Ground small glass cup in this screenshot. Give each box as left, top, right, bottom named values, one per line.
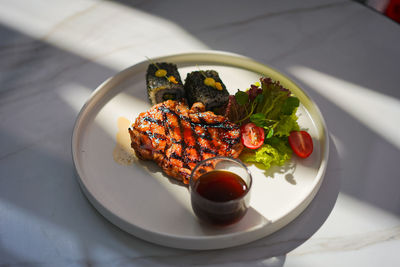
left=189, top=157, right=252, bottom=226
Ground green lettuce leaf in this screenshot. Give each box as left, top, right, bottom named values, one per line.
left=240, top=137, right=292, bottom=170
left=274, top=112, right=300, bottom=137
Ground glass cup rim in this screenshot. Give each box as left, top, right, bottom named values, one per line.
left=189, top=156, right=253, bottom=204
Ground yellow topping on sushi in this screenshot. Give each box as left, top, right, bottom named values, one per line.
left=168, top=76, right=178, bottom=84
left=215, top=82, right=222, bottom=90
left=155, top=69, right=167, bottom=77
left=204, top=77, right=216, bottom=87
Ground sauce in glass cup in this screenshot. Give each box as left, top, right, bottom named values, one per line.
left=189, top=157, right=252, bottom=226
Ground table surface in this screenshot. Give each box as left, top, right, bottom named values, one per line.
left=1, top=0, right=399, bottom=266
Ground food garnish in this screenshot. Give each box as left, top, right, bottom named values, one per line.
left=155, top=69, right=167, bottom=77
left=240, top=122, right=264, bottom=149
left=241, top=137, right=293, bottom=170
left=203, top=77, right=216, bottom=87
left=288, top=131, right=313, bottom=158
left=196, top=67, right=224, bottom=91
left=224, top=77, right=313, bottom=170
left=168, top=75, right=178, bottom=84
left=215, top=82, right=223, bottom=90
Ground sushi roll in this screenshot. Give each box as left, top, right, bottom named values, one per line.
left=184, top=70, right=229, bottom=112
left=146, top=62, right=185, bottom=105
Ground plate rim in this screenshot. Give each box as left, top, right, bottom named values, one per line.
left=71, top=50, right=329, bottom=250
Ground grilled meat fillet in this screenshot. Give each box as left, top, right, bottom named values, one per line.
left=128, top=100, right=243, bottom=184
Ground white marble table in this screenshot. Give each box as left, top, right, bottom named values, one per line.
left=1, top=0, right=399, bottom=266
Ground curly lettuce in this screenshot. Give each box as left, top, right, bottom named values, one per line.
left=226, top=77, right=301, bottom=171
left=240, top=137, right=292, bottom=170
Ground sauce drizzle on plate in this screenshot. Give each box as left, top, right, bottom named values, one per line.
left=113, top=116, right=136, bottom=166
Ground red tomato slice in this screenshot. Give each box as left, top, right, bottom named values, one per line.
left=240, top=123, right=265, bottom=149
left=288, top=131, right=313, bottom=158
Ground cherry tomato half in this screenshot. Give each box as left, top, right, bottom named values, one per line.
left=240, top=123, right=265, bottom=149
left=288, top=131, right=313, bottom=158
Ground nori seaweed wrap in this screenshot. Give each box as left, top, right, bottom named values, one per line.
left=184, top=70, right=229, bottom=112
left=146, top=62, right=185, bottom=105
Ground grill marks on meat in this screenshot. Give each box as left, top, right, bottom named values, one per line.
left=129, top=100, right=243, bottom=184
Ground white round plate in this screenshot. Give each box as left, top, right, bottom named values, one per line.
left=72, top=51, right=329, bottom=250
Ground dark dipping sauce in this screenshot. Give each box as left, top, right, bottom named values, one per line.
left=191, top=170, right=249, bottom=226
